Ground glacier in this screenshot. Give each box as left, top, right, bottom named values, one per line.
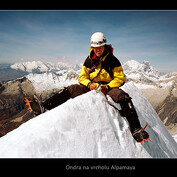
left=0, top=82, right=176, bottom=158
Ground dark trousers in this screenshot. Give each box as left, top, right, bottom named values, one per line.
left=43, top=84, right=130, bottom=107
left=43, top=84, right=142, bottom=132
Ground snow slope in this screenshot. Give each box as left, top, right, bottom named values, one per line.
left=0, top=82, right=176, bottom=158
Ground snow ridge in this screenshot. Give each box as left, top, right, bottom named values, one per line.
left=0, top=82, right=176, bottom=158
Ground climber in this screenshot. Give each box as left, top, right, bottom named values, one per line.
left=25, top=32, right=150, bottom=143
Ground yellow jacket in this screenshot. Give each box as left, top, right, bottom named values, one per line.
left=79, top=45, right=126, bottom=89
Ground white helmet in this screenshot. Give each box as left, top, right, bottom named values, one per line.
left=90, top=32, right=107, bottom=47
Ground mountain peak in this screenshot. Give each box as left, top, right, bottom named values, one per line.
left=123, top=60, right=140, bottom=71
left=0, top=82, right=176, bottom=158
left=123, top=60, right=160, bottom=81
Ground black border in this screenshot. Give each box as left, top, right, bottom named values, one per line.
left=1, top=158, right=176, bottom=176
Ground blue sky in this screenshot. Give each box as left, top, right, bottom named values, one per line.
left=0, top=10, right=177, bottom=72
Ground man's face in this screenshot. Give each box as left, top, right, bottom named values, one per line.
left=93, top=46, right=104, bottom=57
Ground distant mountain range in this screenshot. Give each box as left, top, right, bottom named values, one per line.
left=10, top=61, right=81, bottom=73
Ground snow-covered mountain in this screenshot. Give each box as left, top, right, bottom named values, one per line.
left=123, top=60, right=177, bottom=87
left=0, top=82, right=176, bottom=158
left=26, top=71, right=79, bottom=91
left=10, top=60, right=173, bottom=85
left=10, top=61, right=81, bottom=91
left=124, top=60, right=160, bottom=76
left=10, top=61, right=81, bottom=73
left=123, top=60, right=160, bottom=82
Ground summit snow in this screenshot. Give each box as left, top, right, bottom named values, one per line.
left=0, top=82, right=176, bottom=158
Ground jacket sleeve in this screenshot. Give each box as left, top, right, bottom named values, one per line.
left=107, top=65, right=126, bottom=88
left=105, top=55, right=126, bottom=88
left=78, top=57, right=92, bottom=87
left=79, top=65, right=91, bottom=87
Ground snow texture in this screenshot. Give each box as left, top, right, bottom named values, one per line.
left=0, top=82, right=176, bottom=158
left=173, top=135, right=177, bottom=143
